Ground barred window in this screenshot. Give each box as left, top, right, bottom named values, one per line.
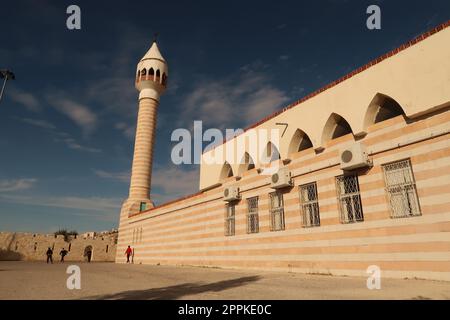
left=336, top=174, right=364, bottom=223
left=269, top=192, right=285, bottom=231
left=225, top=204, right=235, bottom=236
left=382, top=159, right=421, bottom=218
left=247, top=197, right=259, bottom=233
left=299, top=182, right=320, bottom=227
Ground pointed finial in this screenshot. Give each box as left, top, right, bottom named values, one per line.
left=153, top=32, right=159, bottom=43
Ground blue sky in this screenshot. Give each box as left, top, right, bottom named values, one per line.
left=0, top=0, right=449, bottom=233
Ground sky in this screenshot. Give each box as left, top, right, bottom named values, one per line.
left=0, top=0, right=449, bottom=233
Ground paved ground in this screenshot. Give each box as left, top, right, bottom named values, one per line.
left=0, top=261, right=449, bottom=300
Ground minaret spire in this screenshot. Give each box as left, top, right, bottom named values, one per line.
left=122, top=39, right=168, bottom=214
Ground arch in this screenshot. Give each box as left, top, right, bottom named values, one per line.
left=156, top=69, right=160, bottom=80
left=262, top=142, right=281, bottom=163
left=84, top=245, right=93, bottom=262
left=321, top=113, right=353, bottom=145
left=363, top=93, right=406, bottom=130
left=219, top=162, right=234, bottom=181
left=287, top=129, right=313, bottom=156
left=162, top=73, right=167, bottom=86
left=141, top=68, right=147, bottom=76
left=237, top=152, right=255, bottom=176
left=147, top=68, right=154, bottom=81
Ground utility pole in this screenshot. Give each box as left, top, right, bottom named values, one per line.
left=0, top=69, right=15, bottom=103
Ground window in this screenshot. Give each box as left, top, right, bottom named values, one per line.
left=382, top=159, right=421, bottom=218
left=336, top=174, right=364, bottom=223
left=299, top=182, right=320, bottom=227
left=139, top=202, right=147, bottom=212
left=225, top=204, right=235, bottom=236
left=247, top=197, right=259, bottom=233
left=269, top=192, right=285, bottom=231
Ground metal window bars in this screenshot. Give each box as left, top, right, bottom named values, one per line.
left=269, top=192, right=285, bottom=231
left=335, top=174, right=364, bottom=223
left=224, top=204, right=235, bottom=236
left=247, top=197, right=259, bottom=233
left=299, top=182, right=320, bottom=227
left=382, top=159, right=421, bottom=218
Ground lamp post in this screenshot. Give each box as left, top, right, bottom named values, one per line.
left=0, top=69, right=15, bottom=103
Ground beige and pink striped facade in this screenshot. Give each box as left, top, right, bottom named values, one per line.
left=116, top=22, right=450, bottom=281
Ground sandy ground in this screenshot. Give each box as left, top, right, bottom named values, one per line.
left=0, top=261, right=449, bottom=300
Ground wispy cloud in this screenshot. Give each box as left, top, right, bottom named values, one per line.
left=151, top=165, right=199, bottom=203
left=15, top=116, right=101, bottom=153
left=180, top=65, right=289, bottom=129
left=47, top=95, right=97, bottom=135
left=115, top=122, right=135, bottom=140
left=20, top=117, right=56, bottom=130
left=93, top=165, right=199, bottom=205
left=93, top=169, right=130, bottom=183
left=0, top=178, right=37, bottom=192
left=8, top=87, right=41, bottom=112
left=60, top=138, right=102, bottom=153
left=0, top=193, right=121, bottom=217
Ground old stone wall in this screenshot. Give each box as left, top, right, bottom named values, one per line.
left=0, top=232, right=117, bottom=262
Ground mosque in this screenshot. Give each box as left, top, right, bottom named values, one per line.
left=116, top=21, right=450, bottom=281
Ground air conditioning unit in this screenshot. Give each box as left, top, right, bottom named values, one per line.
left=339, top=142, right=371, bottom=171
left=223, top=186, right=240, bottom=202
left=270, top=167, right=293, bottom=189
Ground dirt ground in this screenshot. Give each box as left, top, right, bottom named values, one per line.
left=0, top=261, right=449, bottom=300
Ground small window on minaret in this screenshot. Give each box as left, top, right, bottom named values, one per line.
left=141, top=68, right=147, bottom=76
left=149, top=68, right=154, bottom=75
left=140, top=202, right=147, bottom=212
left=156, top=69, right=160, bottom=79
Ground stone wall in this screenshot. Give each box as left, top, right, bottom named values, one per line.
left=0, top=232, right=117, bottom=262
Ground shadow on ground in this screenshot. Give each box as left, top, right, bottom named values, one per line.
left=0, top=249, right=23, bottom=261
left=87, top=276, right=261, bottom=300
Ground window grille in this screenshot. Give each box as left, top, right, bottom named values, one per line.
left=382, top=159, right=421, bottom=218
left=336, top=174, right=364, bottom=223
left=269, top=192, right=285, bottom=231
left=225, top=204, right=235, bottom=236
left=247, top=197, right=259, bottom=233
left=299, top=182, right=320, bottom=227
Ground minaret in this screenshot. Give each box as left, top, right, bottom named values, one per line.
left=125, top=40, right=168, bottom=214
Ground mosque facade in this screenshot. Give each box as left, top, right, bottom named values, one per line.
left=116, top=22, right=450, bottom=281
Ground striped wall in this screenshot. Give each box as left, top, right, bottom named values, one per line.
left=116, top=108, right=450, bottom=281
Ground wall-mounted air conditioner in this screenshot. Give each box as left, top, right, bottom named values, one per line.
left=223, top=186, right=240, bottom=202
left=270, top=167, right=293, bottom=189
left=339, top=142, right=371, bottom=171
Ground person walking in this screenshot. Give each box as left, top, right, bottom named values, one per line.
left=125, top=246, right=132, bottom=263
left=59, top=248, right=68, bottom=263
left=46, top=247, right=53, bottom=264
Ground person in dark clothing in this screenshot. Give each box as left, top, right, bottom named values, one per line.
left=125, top=246, right=132, bottom=263
left=59, top=248, right=68, bottom=263
left=85, top=249, right=92, bottom=262
left=46, top=247, right=53, bottom=264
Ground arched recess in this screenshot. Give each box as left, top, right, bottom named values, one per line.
left=288, top=129, right=313, bottom=156
left=262, top=142, right=281, bottom=163
left=321, top=113, right=354, bottom=145
left=237, top=152, right=255, bottom=176
left=162, top=73, right=167, bottom=86
left=156, top=69, right=161, bottom=81
left=363, top=93, right=406, bottom=131
left=149, top=68, right=155, bottom=80
left=219, top=162, right=234, bottom=181
left=141, top=68, right=147, bottom=75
